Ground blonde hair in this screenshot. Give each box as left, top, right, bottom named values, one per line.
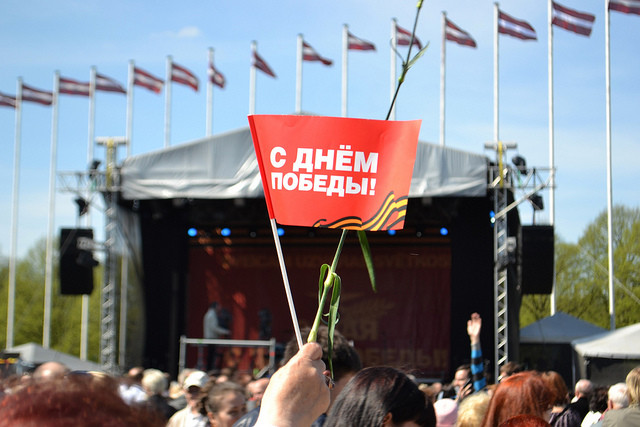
left=626, top=366, right=640, bottom=405
left=456, top=392, right=491, bottom=427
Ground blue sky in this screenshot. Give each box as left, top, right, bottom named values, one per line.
left=1, top=0, right=638, bottom=258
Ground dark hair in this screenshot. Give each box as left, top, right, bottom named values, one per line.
left=283, top=326, right=362, bottom=382
left=204, top=381, right=246, bottom=415
left=324, top=366, right=436, bottom=427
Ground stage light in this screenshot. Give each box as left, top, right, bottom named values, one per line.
left=489, top=210, right=496, bottom=225
left=187, top=228, right=197, bottom=237
left=74, top=197, right=89, bottom=216
left=529, top=193, right=544, bottom=211
left=221, top=228, right=231, bottom=237
left=387, top=230, right=396, bottom=236
left=440, top=227, right=449, bottom=236
left=277, top=228, right=285, bottom=236
left=512, top=155, right=528, bottom=174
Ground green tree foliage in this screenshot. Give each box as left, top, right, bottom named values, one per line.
left=521, top=205, right=640, bottom=329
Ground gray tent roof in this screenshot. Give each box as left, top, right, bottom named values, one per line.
left=120, top=126, right=488, bottom=201
left=520, top=312, right=606, bottom=344
left=6, top=342, right=103, bottom=372
left=572, top=322, right=640, bottom=359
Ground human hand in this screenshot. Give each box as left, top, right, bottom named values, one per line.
left=256, top=342, right=330, bottom=427
left=467, top=312, right=482, bottom=345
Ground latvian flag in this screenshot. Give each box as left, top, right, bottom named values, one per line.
left=552, top=2, right=596, bottom=36
left=21, top=83, right=54, bottom=105
left=96, top=73, right=126, bottom=94
left=59, top=76, right=90, bottom=96
left=348, top=32, right=376, bottom=51
left=209, top=61, right=225, bottom=89
left=253, top=51, right=277, bottom=78
left=303, top=41, right=333, bottom=66
left=171, top=62, right=199, bottom=91
left=134, top=67, right=164, bottom=94
left=445, top=18, right=477, bottom=48
left=0, top=92, right=16, bottom=108
left=498, top=10, right=537, bottom=40
left=396, top=23, right=423, bottom=49
left=609, top=0, right=640, bottom=15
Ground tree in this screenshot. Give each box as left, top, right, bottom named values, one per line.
left=521, top=205, right=640, bottom=329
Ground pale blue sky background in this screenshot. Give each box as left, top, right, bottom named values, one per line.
left=1, top=0, right=638, bottom=258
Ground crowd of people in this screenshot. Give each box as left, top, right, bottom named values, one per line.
left=0, top=315, right=638, bottom=427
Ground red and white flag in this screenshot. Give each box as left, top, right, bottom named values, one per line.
left=253, top=51, right=277, bottom=78
left=498, top=10, right=537, bottom=40
left=59, top=76, right=90, bottom=96
left=209, top=61, right=225, bottom=88
left=445, top=18, right=477, bottom=48
left=552, top=2, right=596, bottom=36
left=396, top=24, right=423, bottom=49
left=21, top=83, right=54, bottom=105
left=134, top=67, right=164, bottom=94
left=171, top=62, right=199, bottom=91
left=348, top=31, right=376, bottom=51
left=0, top=92, right=16, bottom=108
left=609, top=0, right=640, bottom=15
left=96, top=73, right=126, bottom=94
left=303, top=41, right=333, bottom=66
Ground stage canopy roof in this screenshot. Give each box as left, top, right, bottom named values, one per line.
left=520, top=312, right=606, bottom=344
left=572, top=322, right=640, bottom=360
left=120, top=126, right=488, bottom=201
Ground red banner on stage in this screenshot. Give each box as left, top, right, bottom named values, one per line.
left=248, top=115, right=421, bottom=231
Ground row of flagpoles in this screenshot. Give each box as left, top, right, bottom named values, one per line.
left=1, top=0, right=637, bottom=350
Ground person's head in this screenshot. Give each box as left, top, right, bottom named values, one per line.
left=434, top=398, right=458, bottom=427
left=481, top=371, right=553, bottom=427
left=183, top=370, right=209, bottom=410
left=209, top=301, right=219, bottom=313
left=607, top=382, right=629, bottom=409
left=127, top=366, right=144, bottom=384
left=456, top=392, right=491, bottom=427
left=574, top=379, right=593, bottom=400
left=142, top=368, right=168, bottom=396
left=0, top=373, right=165, bottom=427
left=32, top=361, right=69, bottom=380
left=453, top=365, right=471, bottom=392
left=497, top=414, right=551, bottom=427
left=204, top=381, right=247, bottom=427
left=499, top=362, right=523, bottom=383
left=540, top=371, right=569, bottom=407
left=625, top=366, right=640, bottom=405
left=246, top=377, right=269, bottom=407
left=588, top=385, right=609, bottom=414
left=325, top=366, right=436, bottom=427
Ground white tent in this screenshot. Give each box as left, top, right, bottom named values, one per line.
left=6, top=342, right=103, bottom=372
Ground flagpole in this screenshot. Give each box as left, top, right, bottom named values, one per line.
left=296, top=34, right=303, bottom=114
left=164, top=55, right=172, bottom=148
left=126, top=60, right=134, bottom=157
left=250, top=41, right=257, bottom=115
left=207, top=48, right=214, bottom=136
left=342, top=24, right=349, bottom=118
left=43, top=72, right=60, bottom=349
left=390, top=19, right=397, bottom=120
left=548, top=0, right=557, bottom=315
left=493, top=3, right=499, bottom=144
left=88, top=67, right=96, bottom=166
left=6, top=78, right=23, bottom=349
left=440, top=12, right=447, bottom=147
left=604, top=0, right=615, bottom=330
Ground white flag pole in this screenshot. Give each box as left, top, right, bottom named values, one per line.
left=207, top=48, right=214, bottom=136
left=88, top=67, right=96, bottom=167
left=390, top=19, right=397, bottom=120
left=250, top=41, right=257, bottom=115
left=548, top=0, right=558, bottom=315
left=164, top=55, right=172, bottom=148
left=296, top=34, right=303, bottom=114
left=604, top=0, right=615, bottom=330
left=126, top=60, right=134, bottom=157
left=7, top=78, right=23, bottom=349
left=269, top=219, right=303, bottom=349
left=43, top=71, right=60, bottom=349
left=342, top=24, right=349, bottom=118
left=493, top=3, right=500, bottom=144
left=440, top=12, right=447, bottom=147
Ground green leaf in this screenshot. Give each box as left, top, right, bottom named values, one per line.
left=327, top=274, right=341, bottom=378
left=357, top=230, right=377, bottom=292
left=406, top=42, right=430, bottom=71
left=318, top=264, right=330, bottom=302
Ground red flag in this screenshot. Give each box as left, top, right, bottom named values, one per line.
left=209, top=61, right=225, bottom=88
left=348, top=32, right=376, bottom=51
left=248, top=115, right=421, bottom=231
left=253, top=51, right=277, bottom=78
left=498, top=10, right=537, bottom=40
left=171, top=62, right=199, bottom=91
left=445, top=18, right=477, bottom=48
left=96, top=73, right=126, bottom=94
left=303, top=41, right=333, bottom=66
left=396, top=24, right=423, bottom=49
left=134, top=67, right=164, bottom=94
left=21, top=83, right=53, bottom=105
left=552, top=2, right=596, bottom=36
left=609, top=0, right=640, bottom=15
left=0, top=92, right=16, bottom=108
left=59, top=76, right=90, bottom=96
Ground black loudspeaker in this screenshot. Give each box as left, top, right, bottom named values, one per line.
left=59, top=228, right=97, bottom=295
left=521, top=225, right=554, bottom=294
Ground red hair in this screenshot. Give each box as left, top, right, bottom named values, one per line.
left=540, top=371, right=569, bottom=406
left=481, top=372, right=552, bottom=427
left=498, top=414, right=551, bottom=427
